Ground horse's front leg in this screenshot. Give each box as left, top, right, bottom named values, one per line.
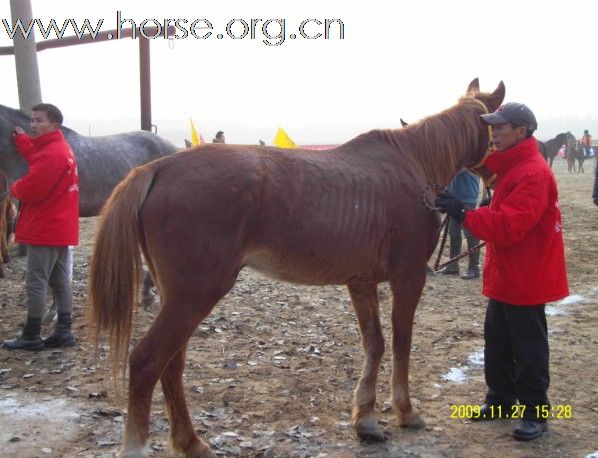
left=347, top=282, right=386, bottom=441
left=389, top=271, right=426, bottom=429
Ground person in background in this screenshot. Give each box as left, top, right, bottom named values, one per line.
left=212, top=131, right=225, bottom=144
left=441, top=169, right=481, bottom=279
left=593, top=159, right=598, bottom=206
left=2, top=103, right=79, bottom=351
left=580, top=129, right=592, bottom=158
left=435, top=102, right=569, bottom=441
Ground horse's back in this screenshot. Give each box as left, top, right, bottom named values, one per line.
left=65, top=130, right=177, bottom=216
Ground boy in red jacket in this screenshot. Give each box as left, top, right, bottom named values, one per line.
left=435, top=103, right=569, bottom=441
left=2, top=103, right=79, bottom=351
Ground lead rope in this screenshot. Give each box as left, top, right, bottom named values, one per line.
left=426, top=186, right=491, bottom=273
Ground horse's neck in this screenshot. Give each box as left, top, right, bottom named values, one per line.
left=401, top=133, right=469, bottom=187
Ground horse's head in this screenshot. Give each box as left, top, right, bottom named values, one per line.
left=464, top=78, right=506, bottom=114
left=458, top=79, right=505, bottom=182
left=564, top=131, right=577, bottom=154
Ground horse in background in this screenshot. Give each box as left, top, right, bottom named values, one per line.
left=565, top=131, right=578, bottom=172
left=564, top=131, right=588, bottom=173
left=538, top=132, right=567, bottom=168
left=0, top=104, right=179, bottom=217
left=88, top=78, right=505, bottom=457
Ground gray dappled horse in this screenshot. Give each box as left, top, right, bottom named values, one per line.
left=0, top=103, right=176, bottom=301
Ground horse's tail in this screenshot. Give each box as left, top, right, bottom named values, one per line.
left=88, top=162, right=156, bottom=391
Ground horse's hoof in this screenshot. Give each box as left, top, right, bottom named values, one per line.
left=399, top=410, right=425, bottom=429
left=171, top=436, right=214, bottom=458
left=355, top=417, right=387, bottom=442
left=118, top=447, right=149, bottom=458
left=184, top=443, right=214, bottom=458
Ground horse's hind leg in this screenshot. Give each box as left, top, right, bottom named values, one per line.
left=161, top=347, right=214, bottom=457
left=389, top=271, right=426, bottom=429
left=348, top=282, right=386, bottom=441
left=121, top=296, right=219, bottom=458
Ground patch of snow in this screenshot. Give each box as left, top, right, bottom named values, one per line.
left=467, top=350, right=484, bottom=366
left=558, top=294, right=585, bottom=305
left=442, top=367, right=468, bottom=383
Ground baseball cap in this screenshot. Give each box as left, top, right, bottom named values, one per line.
left=480, top=102, right=537, bottom=132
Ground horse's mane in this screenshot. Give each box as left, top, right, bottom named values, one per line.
left=348, top=97, right=485, bottom=186
left=541, top=132, right=568, bottom=158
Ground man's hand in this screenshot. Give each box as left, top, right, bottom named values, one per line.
left=479, top=196, right=491, bottom=207
left=12, top=127, right=25, bottom=137
left=435, top=191, right=466, bottom=223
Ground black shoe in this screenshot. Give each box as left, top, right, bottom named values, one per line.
left=2, top=335, right=44, bottom=351
left=43, top=313, right=76, bottom=348
left=513, top=420, right=547, bottom=441
left=460, top=268, right=480, bottom=280
left=43, top=331, right=76, bottom=348
left=470, top=403, right=512, bottom=421
left=2, top=317, right=44, bottom=351
left=441, top=267, right=459, bottom=275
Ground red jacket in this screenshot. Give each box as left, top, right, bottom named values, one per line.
left=11, top=130, right=79, bottom=246
left=464, top=137, right=569, bottom=305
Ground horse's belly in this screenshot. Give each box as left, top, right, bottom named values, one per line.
left=242, top=248, right=385, bottom=285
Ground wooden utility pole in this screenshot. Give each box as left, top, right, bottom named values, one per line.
left=10, top=0, right=42, bottom=112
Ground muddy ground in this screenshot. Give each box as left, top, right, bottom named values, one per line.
left=0, top=158, right=596, bottom=458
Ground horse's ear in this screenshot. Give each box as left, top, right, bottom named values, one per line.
left=466, top=78, right=480, bottom=95
left=486, top=81, right=506, bottom=111
left=400, top=118, right=408, bottom=127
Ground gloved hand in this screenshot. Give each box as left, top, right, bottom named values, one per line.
left=435, top=191, right=465, bottom=223
left=479, top=197, right=491, bottom=207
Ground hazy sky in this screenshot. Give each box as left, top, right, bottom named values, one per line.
left=1, top=0, right=596, bottom=146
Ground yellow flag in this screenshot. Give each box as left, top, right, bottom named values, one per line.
left=273, top=127, right=298, bottom=148
left=190, top=117, right=203, bottom=145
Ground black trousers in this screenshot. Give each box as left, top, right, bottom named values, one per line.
left=483, top=298, right=550, bottom=421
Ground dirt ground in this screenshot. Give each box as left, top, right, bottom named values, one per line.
left=0, top=158, right=596, bottom=458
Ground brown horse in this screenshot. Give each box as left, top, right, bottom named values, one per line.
left=88, top=79, right=505, bottom=457
left=0, top=170, right=16, bottom=278
left=537, top=132, right=568, bottom=168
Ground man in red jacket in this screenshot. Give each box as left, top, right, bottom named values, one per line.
left=2, top=103, right=79, bottom=351
left=435, top=102, right=569, bottom=441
